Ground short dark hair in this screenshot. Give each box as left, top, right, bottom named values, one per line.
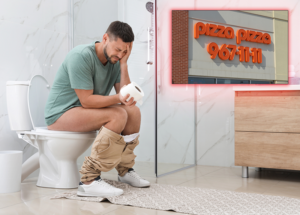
left=106, top=21, right=134, bottom=43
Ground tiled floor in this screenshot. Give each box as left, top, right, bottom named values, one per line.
left=1, top=165, right=300, bottom=215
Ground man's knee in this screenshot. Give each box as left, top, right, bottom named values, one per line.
left=112, top=107, right=128, bottom=121
left=127, top=105, right=141, bottom=118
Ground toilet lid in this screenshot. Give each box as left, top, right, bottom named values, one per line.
left=27, top=75, right=50, bottom=130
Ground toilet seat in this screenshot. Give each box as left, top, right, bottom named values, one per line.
left=33, top=127, right=97, bottom=135
left=18, top=127, right=97, bottom=149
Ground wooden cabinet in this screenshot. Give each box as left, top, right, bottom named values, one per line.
left=235, top=90, right=300, bottom=172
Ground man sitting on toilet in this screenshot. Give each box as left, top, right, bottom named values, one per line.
left=44, top=21, right=150, bottom=198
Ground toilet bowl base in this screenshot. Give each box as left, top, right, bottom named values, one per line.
left=19, top=130, right=97, bottom=189
left=36, top=160, right=81, bottom=189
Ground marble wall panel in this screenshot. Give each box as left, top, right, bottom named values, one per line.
left=0, top=0, right=69, bottom=178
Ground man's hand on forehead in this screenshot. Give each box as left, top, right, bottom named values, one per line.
left=120, top=41, right=133, bottom=65
left=123, top=42, right=132, bottom=52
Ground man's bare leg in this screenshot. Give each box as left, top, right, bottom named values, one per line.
left=109, top=104, right=141, bottom=135
left=47, top=104, right=141, bottom=184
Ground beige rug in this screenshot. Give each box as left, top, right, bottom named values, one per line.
left=51, top=179, right=300, bottom=215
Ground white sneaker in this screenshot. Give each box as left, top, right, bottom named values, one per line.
left=118, top=168, right=150, bottom=188
left=77, top=176, right=124, bottom=197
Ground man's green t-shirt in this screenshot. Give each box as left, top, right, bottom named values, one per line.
left=44, top=41, right=121, bottom=126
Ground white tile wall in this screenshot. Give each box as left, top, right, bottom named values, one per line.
left=0, top=0, right=69, bottom=177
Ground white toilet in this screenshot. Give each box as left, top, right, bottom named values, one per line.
left=6, top=75, right=97, bottom=188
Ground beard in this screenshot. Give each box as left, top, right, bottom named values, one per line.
left=103, top=44, right=118, bottom=64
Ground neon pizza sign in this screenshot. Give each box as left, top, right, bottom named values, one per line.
left=194, top=22, right=271, bottom=64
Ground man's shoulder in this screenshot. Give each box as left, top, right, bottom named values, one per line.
left=67, top=43, right=95, bottom=62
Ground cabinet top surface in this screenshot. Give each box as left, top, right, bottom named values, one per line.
left=232, top=85, right=300, bottom=91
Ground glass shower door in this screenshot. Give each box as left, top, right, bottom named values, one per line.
left=156, top=0, right=196, bottom=177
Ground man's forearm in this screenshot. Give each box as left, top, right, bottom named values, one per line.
left=81, top=64, right=131, bottom=109
left=82, top=94, right=121, bottom=109
left=120, top=63, right=131, bottom=89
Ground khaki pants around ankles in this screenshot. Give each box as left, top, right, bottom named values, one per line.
left=79, top=125, right=140, bottom=182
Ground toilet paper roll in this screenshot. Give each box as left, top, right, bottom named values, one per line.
left=120, top=81, right=144, bottom=105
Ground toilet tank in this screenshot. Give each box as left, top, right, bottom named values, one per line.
left=6, top=81, right=33, bottom=131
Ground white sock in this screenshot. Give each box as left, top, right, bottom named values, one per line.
left=122, top=132, right=140, bottom=142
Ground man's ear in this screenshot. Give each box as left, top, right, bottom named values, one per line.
left=103, top=33, right=109, bottom=43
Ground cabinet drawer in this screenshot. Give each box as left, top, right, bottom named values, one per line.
left=235, top=91, right=300, bottom=133
left=235, top=131, right=300, bottom=170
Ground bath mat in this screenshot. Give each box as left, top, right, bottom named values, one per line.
left=51, top=179, right=300, bottom=215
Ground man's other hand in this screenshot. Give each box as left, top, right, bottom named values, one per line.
left=119, top=42, right=133, bottom=66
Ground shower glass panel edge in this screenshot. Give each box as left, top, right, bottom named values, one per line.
left=156, top=0, right=196, bottom=178
left=155, top=0, right=157, bottom=177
